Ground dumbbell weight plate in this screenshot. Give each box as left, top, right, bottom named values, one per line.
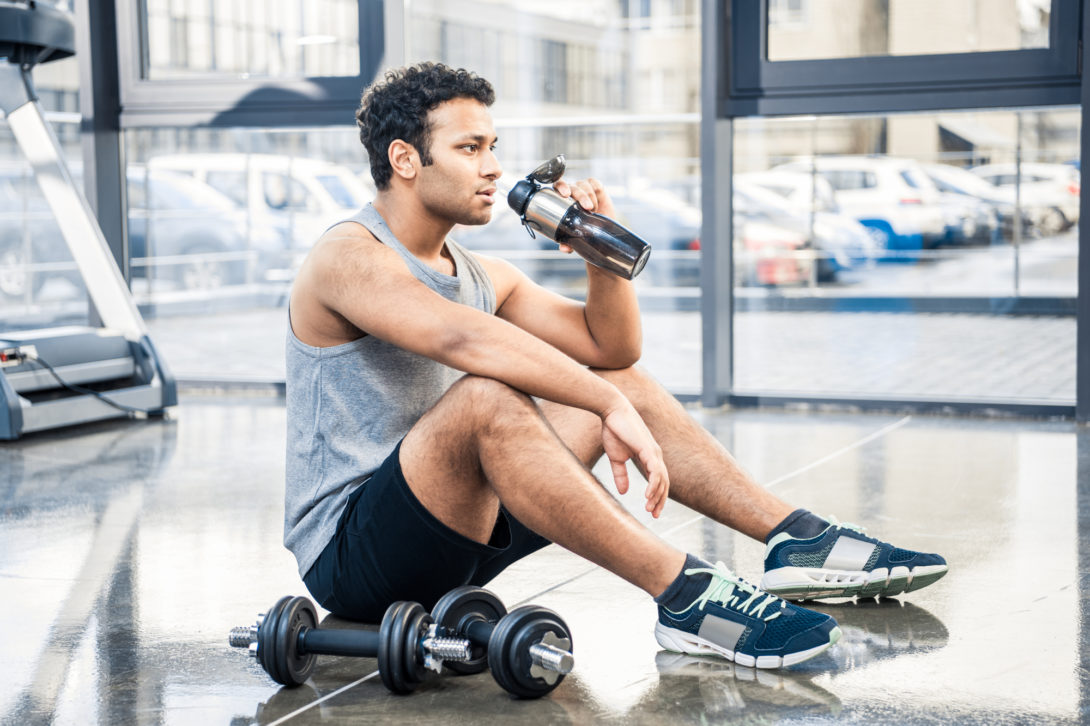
left=273, top=596, right=319, bottom=687
left=378, top=601, right=407, bottom=693
left=402, top=604, right=432, bottom=687
left=487, top=605, right=572, bottom=699
left=378, top=601, right=432, bottom=694
left=431, top=586, right=507, bottom=675
left=258, top=596, right=292, bottom=686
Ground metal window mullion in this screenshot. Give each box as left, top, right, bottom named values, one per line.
left=700, top=0, right=732, bottom=408
left=1077, top=0, right=1090, bottom=422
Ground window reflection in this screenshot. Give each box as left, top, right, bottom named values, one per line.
left=140, top=0, right=360, bottom=79
left=768, top=0, right=1051, bottom=61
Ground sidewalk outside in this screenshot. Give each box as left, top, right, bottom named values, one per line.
left=146, top=306, right=1076, bottom=404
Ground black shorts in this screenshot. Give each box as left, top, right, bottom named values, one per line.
left=302, top=439, right=551, bottom=622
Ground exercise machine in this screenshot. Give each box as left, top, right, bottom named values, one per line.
left=0, top=1, right=175, bottom=439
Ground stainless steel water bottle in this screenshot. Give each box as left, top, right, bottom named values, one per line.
left=507, top=155, right=651, bottom=280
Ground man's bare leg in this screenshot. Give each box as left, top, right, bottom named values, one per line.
left=401, top=374, right=842, bottom=669
left=399, top=374, right=686, bottom=597
left=539, top=365, right=948, bottom=603
left=537, top=364, right=793, bottom=541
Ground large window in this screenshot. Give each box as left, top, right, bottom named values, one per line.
left=710, top=0, right=1084, bottom=413
left=14, top=0, right=1086, bottom=413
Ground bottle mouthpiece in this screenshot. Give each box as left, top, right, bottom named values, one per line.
left=507, top=179, right=536, bottom=215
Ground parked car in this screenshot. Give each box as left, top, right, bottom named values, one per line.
left=930, top=187, right=1001, bottom=246
left=610, top=188, right=702, bottom=288
left=922, top=163, right=1028, bottom=243
left=969, top=162, right=1080, bottom=235
left=773, top=156, right=948, bottom=254
left=149, top=153, right=375, bottom=264
left=736, top=169, right=840, bottom=215
left=736, top=173, right=879, bottom=280
left=0, top=165, right=285, bottom=299
left=126, top=168, right=287, bottom=289
left=734, top=218, right=814, bottom=287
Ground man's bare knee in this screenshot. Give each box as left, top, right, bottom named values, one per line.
left=447, top=375, right=537, bottom=432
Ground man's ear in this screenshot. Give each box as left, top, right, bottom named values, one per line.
left=388, top=140, right=417, bottom=181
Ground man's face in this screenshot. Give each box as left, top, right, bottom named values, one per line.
left=413, top=98, right=502, bottom=226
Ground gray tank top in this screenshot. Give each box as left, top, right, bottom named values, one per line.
left=284, top=203, right=496, bottom=576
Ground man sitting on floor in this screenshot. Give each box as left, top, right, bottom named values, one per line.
left=283, top=62, right=947, bottom=669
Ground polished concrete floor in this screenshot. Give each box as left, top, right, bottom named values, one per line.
left=3, top=395, right=1089, bottom=725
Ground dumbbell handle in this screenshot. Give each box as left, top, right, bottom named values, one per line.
left=301, top=628, right=380, bottom=657
left=461, top=617, right=573, bottom=675
left=228, top=624, right=384, bottom=657
left=302, top=628, right=472, bottom=662
left=230, top=623, right=472, bottom=663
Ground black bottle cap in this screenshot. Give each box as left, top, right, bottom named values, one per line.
left=507, top=179, right=536, bottom=215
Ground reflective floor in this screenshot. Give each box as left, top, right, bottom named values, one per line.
left=3, top=396, right=1089, bottom=725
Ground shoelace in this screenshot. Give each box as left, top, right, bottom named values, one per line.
left=827, top=514, right=868, bottom=536
left=685, top=561, right=785, bottom=622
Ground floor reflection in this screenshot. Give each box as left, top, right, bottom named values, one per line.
left=649, top=652, right=843, bottom=721
left=806, top=599, right=949, bottom=670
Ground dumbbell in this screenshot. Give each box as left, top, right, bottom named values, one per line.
left=228, top=595, right=473, bottom=694
left=432, top=586, right=574, bottom=699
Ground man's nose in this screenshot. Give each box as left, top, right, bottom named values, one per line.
left=483, top=149, right=502, bottom=180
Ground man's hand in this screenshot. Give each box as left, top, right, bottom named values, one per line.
left=600, top=402, right=669, bottom=518
left=552, top=177, right=616, bottom=255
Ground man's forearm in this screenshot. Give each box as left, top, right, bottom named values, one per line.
left=582, top=265, right=642, bottom=367
left=436, top=306, right=629, bottom=417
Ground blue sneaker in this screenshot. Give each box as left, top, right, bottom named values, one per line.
left=655, top=562, right=841, bottom=669
left=761, top=517, right=948, bottom=601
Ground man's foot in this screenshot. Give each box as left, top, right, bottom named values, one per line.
left=761, top=517, right=948, bottom=601
left=655, top=562, right=841, bottom=669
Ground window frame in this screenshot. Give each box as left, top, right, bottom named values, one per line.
left=701, top=0, right=1090, bottom=418
left=726, top=0, right=1082, bottom=117
left=114, top=0, right=386, bottom=128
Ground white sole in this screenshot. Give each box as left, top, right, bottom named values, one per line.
left=761, top=564, right=948, bottom=601
left=654, top=621, right=841, bottom=669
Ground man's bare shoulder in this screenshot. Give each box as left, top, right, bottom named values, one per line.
left=310, top=221, right=380, bottom=261
left=290, top=223, right=401, bottom=345
left=300, top=221, right=404, bottom=284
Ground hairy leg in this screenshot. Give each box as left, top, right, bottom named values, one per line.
left=399, top=374, right=686, bottom=596
left=538, top=365, right=794, bottom=541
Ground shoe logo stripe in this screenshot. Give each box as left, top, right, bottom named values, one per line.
left=823, top=536, right=877, bottom=571
left=697, top=614, right=747, bottom=651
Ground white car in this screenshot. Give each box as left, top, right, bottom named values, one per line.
left=149, top=154, right=376, bottom=275
left=969, top=162, right=1080, bottom=235
left=736, top=169, right=840, bottom=215
left=773, top=156, right=948, bottom=253
left=734, top=177, right=879, bottom=281
left=923, top=163, right=1025, bottom=242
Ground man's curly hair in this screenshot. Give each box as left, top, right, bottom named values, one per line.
left=357, top=63, right=495, bottom=190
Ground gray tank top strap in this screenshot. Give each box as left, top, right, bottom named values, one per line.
left=342, top=204, right=496, bottom=313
